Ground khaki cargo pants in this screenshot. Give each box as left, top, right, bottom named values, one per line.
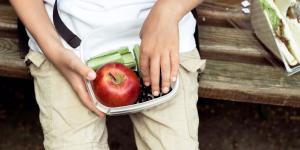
left=26, top=49, right=206, bottom=150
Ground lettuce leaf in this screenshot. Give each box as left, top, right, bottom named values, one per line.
left=260, top=0, right=281, bottom=30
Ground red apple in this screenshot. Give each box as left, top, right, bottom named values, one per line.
left=92, top=63, right=140, bottom=107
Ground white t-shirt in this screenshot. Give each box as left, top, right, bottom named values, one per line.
left=27, top=0, right=197, bottom=54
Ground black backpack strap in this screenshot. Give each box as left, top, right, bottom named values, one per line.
left=18, top=19, right=29, bottom=59
left=191, top=8, right=200, bottom=51
left=53, top=0, right=81, bottom=48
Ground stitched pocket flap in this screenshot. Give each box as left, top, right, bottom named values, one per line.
left=25, top=50, right=47, bottom=68
left=179, top=50, right=206, bottom=73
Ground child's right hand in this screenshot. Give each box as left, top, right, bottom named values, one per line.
left=9, top=0, right=104, bottom=118
left=49, top=47, right=105, bottom=118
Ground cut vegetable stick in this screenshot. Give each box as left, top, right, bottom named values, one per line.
left=133, top=44, right=141, bottom=75
left=87, top=53, right=123, bottom=70
left=90, top=47, right=129, bottom=60
left=118, top=47, right=131, bottom=55
left=122, top=52, right=136, bottom=68
left=133, top=44, right=140, bottom=68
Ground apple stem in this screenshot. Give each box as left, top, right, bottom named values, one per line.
left=108, top=72, right=117, bottom=83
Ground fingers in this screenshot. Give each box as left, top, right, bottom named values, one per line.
left=150, top=56, right=160, bottom=96
left=140, top=47, right=151, bottom=86
left=170, top=49, right=179, bottom=82
left=51, top=50, right=103, bottom=117
left=66, top=53, right=96, bottom=81
left=160, top=53, right=171, bottom=93
left=140, top=45, right=178, bottom=96
left=71, top=60, right=96, bottom=80
left=71, top=74, right=104, bottom=118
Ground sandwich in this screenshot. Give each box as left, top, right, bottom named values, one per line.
left=259, top=0, right=300, bottom=66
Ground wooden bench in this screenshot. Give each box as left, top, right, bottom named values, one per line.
left=2, top=0, right=300, bottom=107
left=0, top=1, right=29, bottom=79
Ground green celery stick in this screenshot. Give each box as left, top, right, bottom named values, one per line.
left=90, top=47, right=129, bottom=60
left=118, top=47, right=130, bottom=55
left=133, top=44, right=141, bottom=75
left=122, top=52, right=136, bottom=68
left=133, top=44, right=140, bottom=67
left=124, top=62, right=136, bottom=69
left=87, top=53, right=123, bottom=70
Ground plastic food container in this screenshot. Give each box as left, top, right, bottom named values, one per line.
left=79, top=25, right=180, bottom=115
left=251, top=0, right=300, bottom=75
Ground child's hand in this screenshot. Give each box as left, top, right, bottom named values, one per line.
left=51, top=48, right=104, bottom=118
left=140, top=2, right=180, bottom=96
left=9, top=0, right=105, bottom=117
left=139, top=0, right=202, bottom=96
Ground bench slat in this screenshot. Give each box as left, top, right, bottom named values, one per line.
left=0, top=4, right=17, bottom=38
left=0, top=58, right=29, bottom=79
left=0, top=5, right=16, bottom=30
left=199, top=60, right=300, bottom=107
left=196, top=1, right=250, bottom=29
left=0, top=37, right=30, bottom=79
left=198, top=25, right=272, bottom=65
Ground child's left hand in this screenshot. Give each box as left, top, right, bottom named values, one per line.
left=139, top=1, right=180, bottom=96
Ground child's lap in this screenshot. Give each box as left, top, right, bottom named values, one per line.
left=26, top=48, right=205, bottom=149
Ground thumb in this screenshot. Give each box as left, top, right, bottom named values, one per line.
left=71, top=59, right=96, bottom=81
left=79, top=64, right=96, bottom=81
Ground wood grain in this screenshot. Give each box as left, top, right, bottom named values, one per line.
left=0, top=4, right=17, bottom=37
left=196, top=0, right=250, bottom=29
left=198, top=60, right=300, bottom=107
left=198, top=25, right=274, bottom=65
left=0, top=3, right=30, bottom=78
left=0, top=37, right=30, bottom=79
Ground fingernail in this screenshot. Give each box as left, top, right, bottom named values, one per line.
left=153, top=91, right=159, bottom=96
left=172, top=76, right=177, bottom=82
left=144, top=82, right=150, bottom=86
left=87, top=72, right=96, bottom=80
left=162, top=87, right=169, bottom=93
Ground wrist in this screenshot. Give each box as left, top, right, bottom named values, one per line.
left=153, top=0, right=184, bottom=23
left=39, top=37, right=66, bottom=62
left=153, top=0, right=201, bottom=23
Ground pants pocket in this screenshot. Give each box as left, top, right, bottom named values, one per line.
left=179, top=49, right=206, bottom=74
left=25, top=50, right=52, bottom=77
left=179, top=49, right=206, bottom=141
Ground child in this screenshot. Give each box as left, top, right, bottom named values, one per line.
left=10, top=0, right=205, bottom=149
